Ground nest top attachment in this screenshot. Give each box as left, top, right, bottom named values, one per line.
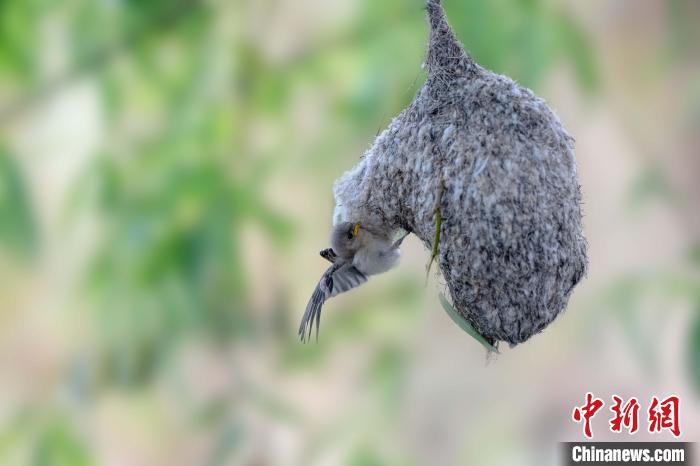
left=425, top=0, right=473, bottom=74
left=333, top=1, right=587, bottom=347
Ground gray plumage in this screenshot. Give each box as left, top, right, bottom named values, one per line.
left=299, top=223, right=407, bottom=342
left=331, top=0, right=587, bottom=346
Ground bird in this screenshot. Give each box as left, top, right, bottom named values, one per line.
left=299, top=222, right=409, bottom=342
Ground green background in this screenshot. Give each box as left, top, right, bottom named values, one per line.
left=0, top=0, right=698, bottom=464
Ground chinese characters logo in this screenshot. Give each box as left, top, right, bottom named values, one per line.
left=572, top=393, right=681, bottom=439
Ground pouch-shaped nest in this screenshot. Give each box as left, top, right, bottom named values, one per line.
left=333, top=0, right=587, bottom=347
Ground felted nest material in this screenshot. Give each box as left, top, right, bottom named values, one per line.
left=333, top=0, right=587, bottom=346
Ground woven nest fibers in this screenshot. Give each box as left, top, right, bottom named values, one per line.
left=333, top=0, right=587, bottom=347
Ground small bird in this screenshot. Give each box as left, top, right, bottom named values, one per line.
left=299, top=222, right=409, bottom=342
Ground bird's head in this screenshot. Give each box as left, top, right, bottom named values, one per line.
left=330, top=222, right=362, bottom=259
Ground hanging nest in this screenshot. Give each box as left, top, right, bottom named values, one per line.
left=333, top=0, right=587, bottom=347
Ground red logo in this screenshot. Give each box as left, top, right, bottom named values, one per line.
left=609, top=395, right=640, bottom=434
left=648, top=396, right=681, bottom=438
left=572, top=392, right=604, bottom=439
left=572, top=394, right=682, bottom=439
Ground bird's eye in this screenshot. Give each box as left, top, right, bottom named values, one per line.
left=346, top=230, right=354, bottom=240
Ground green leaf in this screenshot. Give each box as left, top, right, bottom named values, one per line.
left=439, top=293, right=499, bottom=354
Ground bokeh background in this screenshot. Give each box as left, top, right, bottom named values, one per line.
left=0, top=0, right=698, bottom=465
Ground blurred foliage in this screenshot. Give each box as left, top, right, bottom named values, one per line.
left=689, top=306, right=700, bottom=395
left=1, top=0, right=699, bottom=464
left=0, top=0, right=43, bottom=84
left=0, top=147, right=37, bottom=259
left=665, top=0, right=700, bottom=61
left=625, top=165, right=678, bottom=213
left=591, top=258, right=700, bottom=389
left=0, top=409, right=92, bottom=466
left=446, top=0, right=598, bottom=91
left=31, top=418, right=93, bottom=466
left=62, top=0, right=291, bottom=386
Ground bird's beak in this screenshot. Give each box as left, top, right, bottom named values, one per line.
left=352, top=223, right=360, bottom=236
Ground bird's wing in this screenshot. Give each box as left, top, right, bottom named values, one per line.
left=298, top=263, right=368, bottom=342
